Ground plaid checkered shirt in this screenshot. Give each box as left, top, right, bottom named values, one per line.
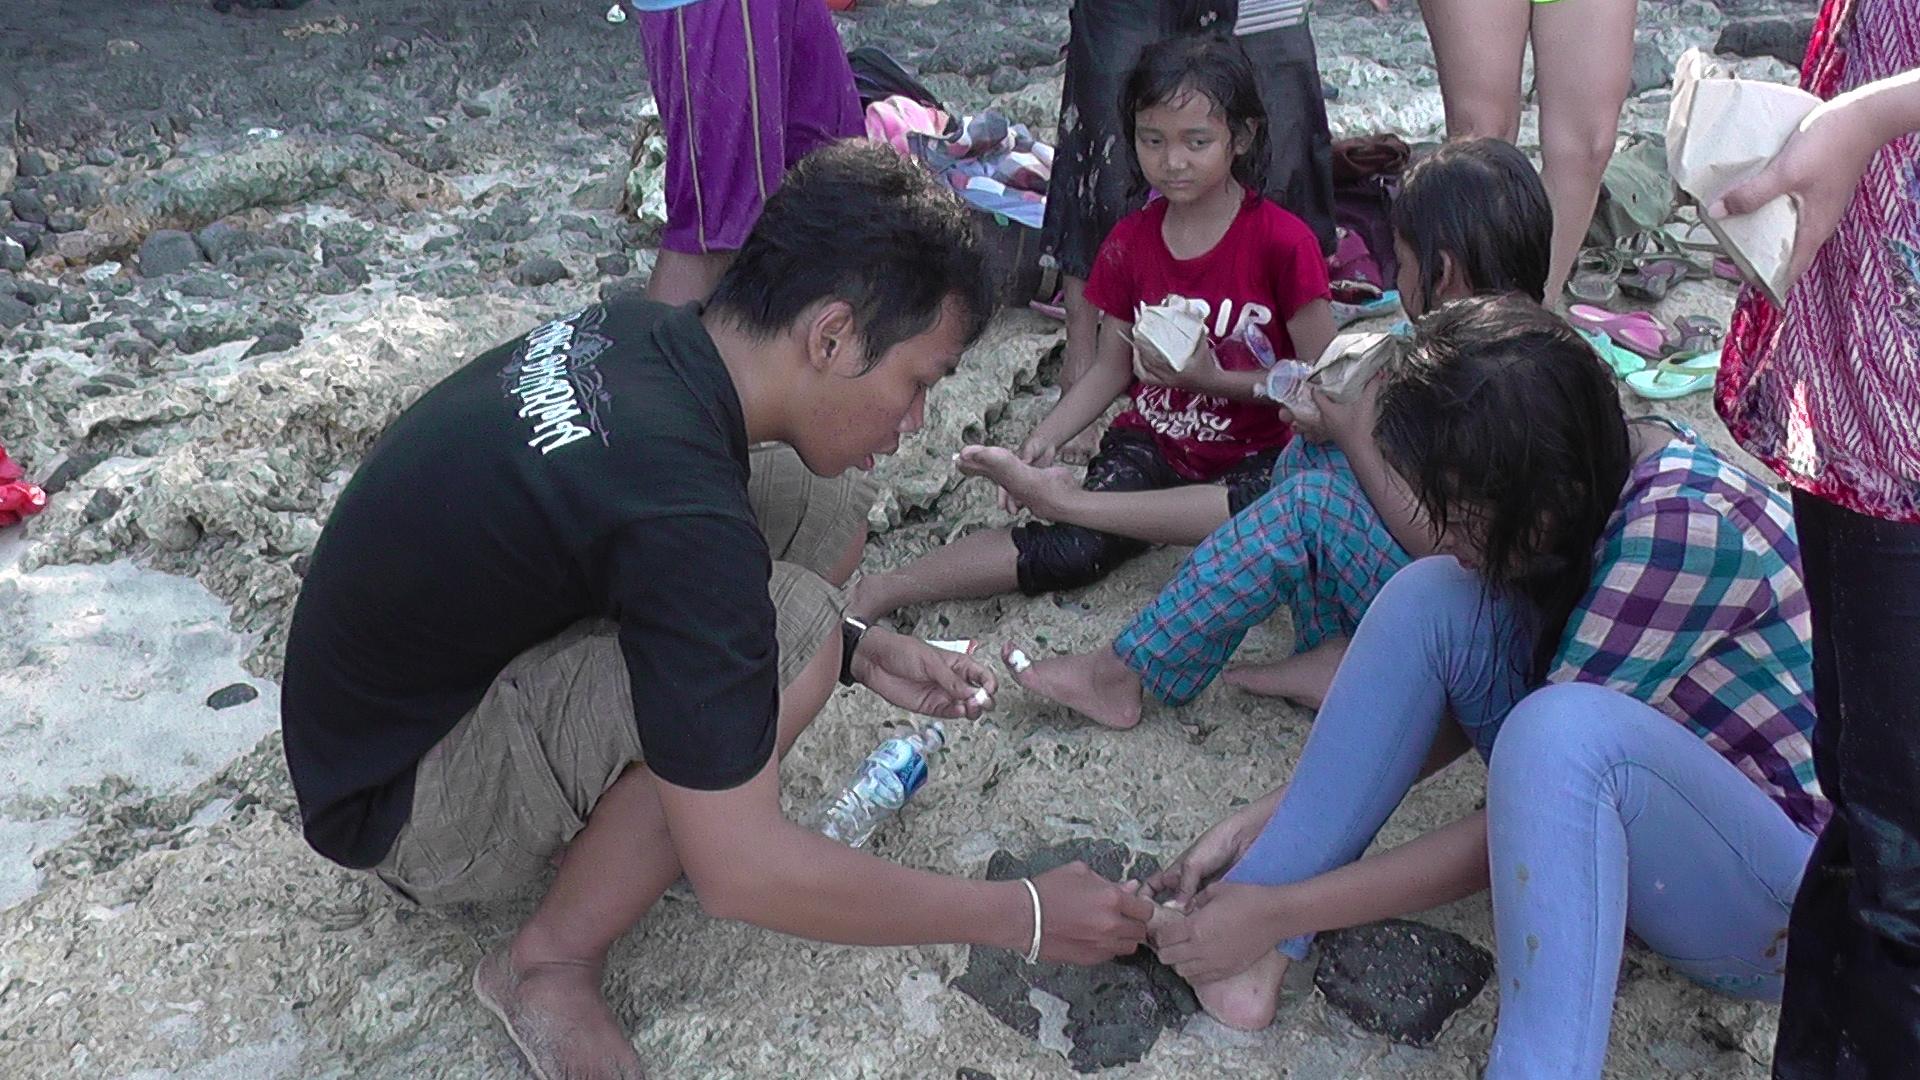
left=1551, top=428, right=1829, bottom=833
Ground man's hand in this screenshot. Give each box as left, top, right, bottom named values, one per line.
left=1031, top=862, right=1157, bottom=964
left=1152, top=881, right=1290, bottom=984
left=852, top=627, right=998, bottom=718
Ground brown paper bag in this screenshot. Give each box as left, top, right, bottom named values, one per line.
left=1666, top=48, right=1821, bottom=306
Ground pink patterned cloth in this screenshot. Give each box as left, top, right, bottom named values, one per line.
left=1716, top=0, right=1920, bottom=525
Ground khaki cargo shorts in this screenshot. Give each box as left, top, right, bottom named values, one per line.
left=372, top=444, right=874, bottom=906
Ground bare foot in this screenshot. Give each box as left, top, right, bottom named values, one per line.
left=1057, top=426, right=1102, bottom=466
left=1191, top=949, right=1288, bottom=1031
left=955, top=445, right=1080, bottom=521
left=1004, top=643, right=1144, bottom=730
left=473, top=948, right=646, bottom=1080
left=1221, top=638, right=1349, bottom=710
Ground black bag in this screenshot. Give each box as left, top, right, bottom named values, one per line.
left=847, top=47, right=945, bottom=113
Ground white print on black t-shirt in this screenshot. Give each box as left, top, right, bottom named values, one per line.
left=500, top=307, right=614, bottom=455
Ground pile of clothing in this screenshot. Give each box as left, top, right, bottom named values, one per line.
left=0, top=444, right=46, bottom=529
left=866, top=97, right=1054, bottom=229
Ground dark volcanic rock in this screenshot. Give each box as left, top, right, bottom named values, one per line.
left=1716, top=15, right=1816, bottom=69
left=16, top=150, right=50, bottom=179
left=3, top=222, right=43, bottom=256
left=38, top=171, right=104, bottom=211
left=10, top=190, right=48, bottom=225
left=595, top=252, right=631, bottom=278
left=1312, top=919, right=1494, bottom=1047
left=194, top=221, right=256, bottom=264
left=0, top=237, right=23, bottom=273
left=13, top=280, right=59, bottom=307
left=244, top=319, right=304, bottom=357
left=952, top=840, right=1197, bottom=1073
left=206, top=683, right=260, bottom=710
left=82, top=488, right=123, bottom=524
left=0, top=295, right=32, bottom=329
left=509, top=256, right=569, bottom=287
left=1631, top=39, right=1672, bottom=96
left=137, top=230, right=207, bottom=277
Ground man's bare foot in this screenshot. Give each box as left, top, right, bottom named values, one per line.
left=956, top=446, right=1080, bottom=521
left=1221, top=638, right=1349, bottom=710
left=1191, top=948, right=1288, bottom=1031
left=1003, top=643, right=1144, bottom=730
left=473, top=948, right=646, bottom=1080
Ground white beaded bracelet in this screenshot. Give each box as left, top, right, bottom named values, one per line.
left=1020, top=877, right=1043, bottom=965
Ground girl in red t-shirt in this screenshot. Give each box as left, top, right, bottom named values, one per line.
left=853, top=34, right=1334, bottom=619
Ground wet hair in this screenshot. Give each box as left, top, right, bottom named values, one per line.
left=708, top=140, right=994, bottom=371
left=1390, top=138, right=1552, bottom=313
left=1119, top=32, right=1271, bottom=197
left=1374, top=294, right=1634, bottom=683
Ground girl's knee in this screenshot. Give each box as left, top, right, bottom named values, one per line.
left=1489, top=683, right=1629, bottom=782
left=1374, top=555, right=1481, bottom=615
left=1540, top=126, right=1618, bottom=181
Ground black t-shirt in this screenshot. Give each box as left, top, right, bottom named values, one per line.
left=281, top=298, right=780, bottom=868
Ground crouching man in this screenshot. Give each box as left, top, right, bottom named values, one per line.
left=280, top=141, right=1154, bottom=1079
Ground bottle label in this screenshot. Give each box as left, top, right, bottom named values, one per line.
left=869, top=738, right=929, bottom=800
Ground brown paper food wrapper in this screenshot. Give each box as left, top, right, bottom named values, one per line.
left=1666, top=48, right=1821, bottom=307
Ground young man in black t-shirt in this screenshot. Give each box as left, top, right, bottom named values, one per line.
left=280, top=141, right=1155, bottom=1079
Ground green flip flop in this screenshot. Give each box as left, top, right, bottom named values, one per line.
left=1626, top=349, right=1721, bottom=400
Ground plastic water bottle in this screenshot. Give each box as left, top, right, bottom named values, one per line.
left=807, top=723, right=947, bottom=847
left=1261, top=359, right=1313, bottom=407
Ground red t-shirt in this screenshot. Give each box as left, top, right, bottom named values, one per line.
left=1084, top=189, right=1330, bottom=481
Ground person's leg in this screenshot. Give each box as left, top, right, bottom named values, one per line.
left=1059, top=275, right=1102, bottom=389
left=1011, top=446, right=1406, bottom=725
left=1774, top=493, right=1920, bottom=1078
left=1113, top=451, right=1407, bottom=707
left=1483, top=683, right=1813, bottom=1080
left=1414, top=0, right=1532, bottom=143
left=848, top=429, right=1169, bottom=620
left=773, top=0, right=863, bottom=168
left=634, top=1, right=773, bottom=305
left=477, top=618, right=840, bottom=1079
left=1177, top=557, right=1528, bottom=1026
left=1528, top=0, right=1637, bottom=301
left=748, top=443, right=876, bottom=589
left=1772, top=489, right=1850, bottom=1078
left=1235, top=21, right=1337, bottom=254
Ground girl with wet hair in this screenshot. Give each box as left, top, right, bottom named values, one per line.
left=1142, top=295, right=1821, bottom=1080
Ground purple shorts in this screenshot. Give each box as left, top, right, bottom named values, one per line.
left=637, top=0, right=864, bottom=254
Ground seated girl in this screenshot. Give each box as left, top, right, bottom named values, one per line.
left=849, top=34, right=1336, bottom=622
left=999, top=137, right=1553, bottom=724
left=1140, top=296, right=1822, bottom=1080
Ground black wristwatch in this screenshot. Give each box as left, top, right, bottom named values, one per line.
left=838, top=614, right=870, bottom=687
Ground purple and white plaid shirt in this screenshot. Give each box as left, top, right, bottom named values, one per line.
left=1551, top=428, right=1828, bottom=833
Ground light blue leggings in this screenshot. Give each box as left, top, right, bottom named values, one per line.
left=1223, top=557, right=1814, bottom=1078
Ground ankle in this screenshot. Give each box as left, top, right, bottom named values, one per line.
left=509, top=921, right=609, bottom=974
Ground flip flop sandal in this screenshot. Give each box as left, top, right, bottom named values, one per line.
left=1625, top=349, right=1721, bottom=400
left=1662, top=220, right=1722, bottom=255
left=1711, top=257, right=1745, bottom=284
left=1567, top=304, right=1676, bottom=360
left=1568, top=249, right=1624, bottom=306
left=1619, top=257, right=1693, bottom=302
left=1577, top=328, right=1647, bottom=379
left=1671, top=315, right=1723, bottom=357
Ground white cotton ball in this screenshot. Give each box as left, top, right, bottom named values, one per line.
left=1008, top=649, right=1032, bottom=673
left=971, top=686, right=992, bottom=707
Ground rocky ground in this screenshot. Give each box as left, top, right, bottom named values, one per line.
left=0, top=0, right=1816, bottom=1076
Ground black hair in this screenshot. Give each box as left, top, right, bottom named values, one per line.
left=708, top=140, right=995, bottom=371
left=1390, top=138, right=1552, bottom=313
left=1119, top=33, right=1271, bottom=198
left=1374, top=294, right=1634, bottom=684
